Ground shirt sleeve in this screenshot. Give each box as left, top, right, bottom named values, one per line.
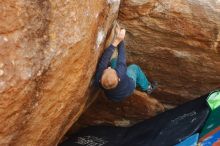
left=94, top=44, right=115, bottom=87
left=115, top=41, right=127, bottom=79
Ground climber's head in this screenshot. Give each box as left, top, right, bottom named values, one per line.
left=101, top=67, right=119, bottom=89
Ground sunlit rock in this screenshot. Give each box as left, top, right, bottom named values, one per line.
left=0, top=0, right=120, bottom=145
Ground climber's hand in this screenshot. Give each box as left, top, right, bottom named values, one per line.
left=112, top=29, right=126, bottom=47
left=118, top=29, right=126, bottom=41
left=115, top=24, right=121, bottom=38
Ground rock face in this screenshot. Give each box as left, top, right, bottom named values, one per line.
left=73, top=0, right=220, bottom=131
left=119, top=0, right=220, bottom=104
left=70, top=0, right=220, bottom=133
left=76, top=90, right=165, bottom=127
left=1, top=0, right=220, bottom=145
left=0, top=0, right=120, bottom=145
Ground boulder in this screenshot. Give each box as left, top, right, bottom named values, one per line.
left=73, top=0, right=220, bottom=130
left=76, top=90, right=165, bottom=127
left=1, top=0, right=220, bottom=145
left=118, top=0, right=220, bottom=104
left=0, top=0, right=120, bottom=145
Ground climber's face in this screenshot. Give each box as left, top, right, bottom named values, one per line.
left=101, top=67, right=119, bottom=89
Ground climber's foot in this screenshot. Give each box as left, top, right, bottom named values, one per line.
left=146, top=81, right=158, bottom=94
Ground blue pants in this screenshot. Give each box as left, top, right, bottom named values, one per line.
left=110, top=58, right=150, bottom=91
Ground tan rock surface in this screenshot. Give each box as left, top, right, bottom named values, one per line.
left=1, top=0, right=220, bottom=145
left=119, top=0, right=220, bottom=104
left=67, top=0, right=220, bottom=136
left=0, top=0, right=120, bottom=145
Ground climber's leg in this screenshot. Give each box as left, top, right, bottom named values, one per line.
left=127, top=64, right=150, bottom=91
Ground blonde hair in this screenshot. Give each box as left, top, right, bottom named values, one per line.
left=101, top=69, right=119, bottom=89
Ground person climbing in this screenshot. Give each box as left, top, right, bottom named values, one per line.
left=94, top=27, right=157, bottom=101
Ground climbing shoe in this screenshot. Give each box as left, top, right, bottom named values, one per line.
left=146, top=81, right=158, bottom=94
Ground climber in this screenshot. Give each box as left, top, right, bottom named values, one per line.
left=94, top=28, right=157, bottom=101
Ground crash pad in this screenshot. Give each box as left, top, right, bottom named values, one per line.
left=60, top=94, right=210, bottom=146
left=175, top=133, right=199, bottom=146
left=207, top=90, right=220, bottom=110
left=199, top=130, right=220, bottom=146
left=200, top=107, right=220, bottom=138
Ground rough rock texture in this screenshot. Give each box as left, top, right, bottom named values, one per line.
left=72, top=0, right=220, bottom=131
left=1, top=0, right=220, bottom=145
left=119, top=0, right=220, bottom=104
left=0, top=0, right=120, bottom=145
left=76, top=90, right=165, bottom=128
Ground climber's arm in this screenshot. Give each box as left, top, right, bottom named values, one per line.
left=94, top=44, right=115, bottom=87
left=115, top=41, right=127, bottom=79
left=117, top=41, right=126, bottom=65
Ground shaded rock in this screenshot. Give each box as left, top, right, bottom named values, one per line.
left=0, top=0, right=120, bottom=145
left=118, top=0, right=220, bottom=104
left=76, top=90, right=165, bottom=127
